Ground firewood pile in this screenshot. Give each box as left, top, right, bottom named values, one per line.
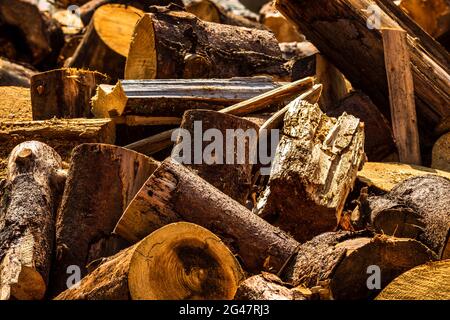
left=0, top=0, right=449, bottom=301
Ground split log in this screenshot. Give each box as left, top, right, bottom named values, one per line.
left=31, top=68, right=110, bottom=120
left=275, top=0, right=450, bottom=148
left=432, top=132, right=450, bottom=171
left=367, top=175, right=450, bottom=259
left=0, top=58, right=36, bottom=87
left=235, top=273, right=307, bottom=300
left=0, top=0, right=64, bottom=67
left=255, top=98, right=365, bottom=243
left=382, top=28, right=421, bottom=165
left=172, top=110, right=259, bottom=204
left=91, top=77, right=280, bottom=118
left=55, top=222, right=244, bottom=300
left=399, top=0, right=450, bottom=38
left=124, top=77, right=314, bottom=156
left=50, top=144, right=159, bottom=296
left=66, top=4, right=144, bottom=80
left=281, top=231, right=437, bottom=300
left=259, top=2, right=303, bottom=42
left=0, top=141, right=63, bottom=300
left=376, top=260, right=450, bottom=300
left=184, top=0, right=263, bottom=29
left=357, top=162, right=450, bottom=192
left=114, top=157, right=301, bottom=273
left=124, top=7, right=289, bottom=80
left=0, top=86, right=32, bottom=121
left=328, top=91, right=396, bottom=162
left=0, top=118, right=115, bottom=180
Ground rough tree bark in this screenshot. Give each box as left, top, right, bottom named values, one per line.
left=0, top=141, right=64, bottom=300
left=367, top=175, right=450, bottom=259
left=55, top=222, right=244, bottom=300
left=50, top=144, right=159, bottom=296
left=125, top=7, right=289, bottom=80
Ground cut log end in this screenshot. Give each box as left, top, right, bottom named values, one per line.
left=128, top=222, right=244, bottom=300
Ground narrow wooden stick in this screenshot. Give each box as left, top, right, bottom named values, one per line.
left=383, top=28, right=421, bottom=164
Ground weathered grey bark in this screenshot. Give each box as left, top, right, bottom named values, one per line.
left=0, top=141, right=64, bottom=300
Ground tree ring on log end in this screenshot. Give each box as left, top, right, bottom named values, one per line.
left=128, top=222, right=244, bottom=300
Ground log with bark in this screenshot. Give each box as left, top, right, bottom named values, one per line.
left=66, top=4, right=144, bottom=80
left=259, top=1, right=303, bottom=42
left=124, top=7, right=289, bottom=80
left=357, top=162, right=450, bottom=192
left=171, top=109, right=259, bottom=204
left=0, top=118, right=115, bottom=179
left=280, top=231, right=437, bottom=300
left=376, top=259, right=450, bottom=300
left=124, top=76, right=314, bottom=156
left=55, top=222, right=244, bottom=300
left=0, top=141, right=64, bottom=300
left=50, top=143, right=158, bottom=295
left=327, top=91, right=396, bottom=162
left=0, top=86, right=32, bottom=121
left=114, top=157, right=301, bottom=273
left=0, top=0, right=64, bottom=68
left=274, top=0, right=450, bottom=150
left=365, top=175, right=450, bottom=259
left=255, top=97, right=366, bottom=243
left=0, top=58, right=36, bottom=87
left=91, top=77, right=281, bottom=118
left=31, top=68, right=110, bottom=120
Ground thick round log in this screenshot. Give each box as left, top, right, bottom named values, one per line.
left=0, top=58, right=36, bottom=87
left=376, top=259, right=450, bottom=300
left=67, top=4, right=144, bottom=80
left=0, top=141, right=63, bottom=300
left=432, top=132, right=450, bottom=171
left=375, top=175, right=450, bottom=259
left=50, top=143, right=159, bottom=296
left=31, top=68, right=110, bottom=120
left=235, top=273, right=306, bottom=300
left=255, top=97, right=366, bottom=243
left=55, top=222, right=244, bottom=300
left=114, top=157, right=300, bottom=273
left=0, top=0, right=64, bottom=67
left=125, top=7, right=288, bottom=80
left=172, top=109, right=259, bottom=204
left=281, top=231, right=437, bottom=300
left=184, top=0, right=263, bottom=29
